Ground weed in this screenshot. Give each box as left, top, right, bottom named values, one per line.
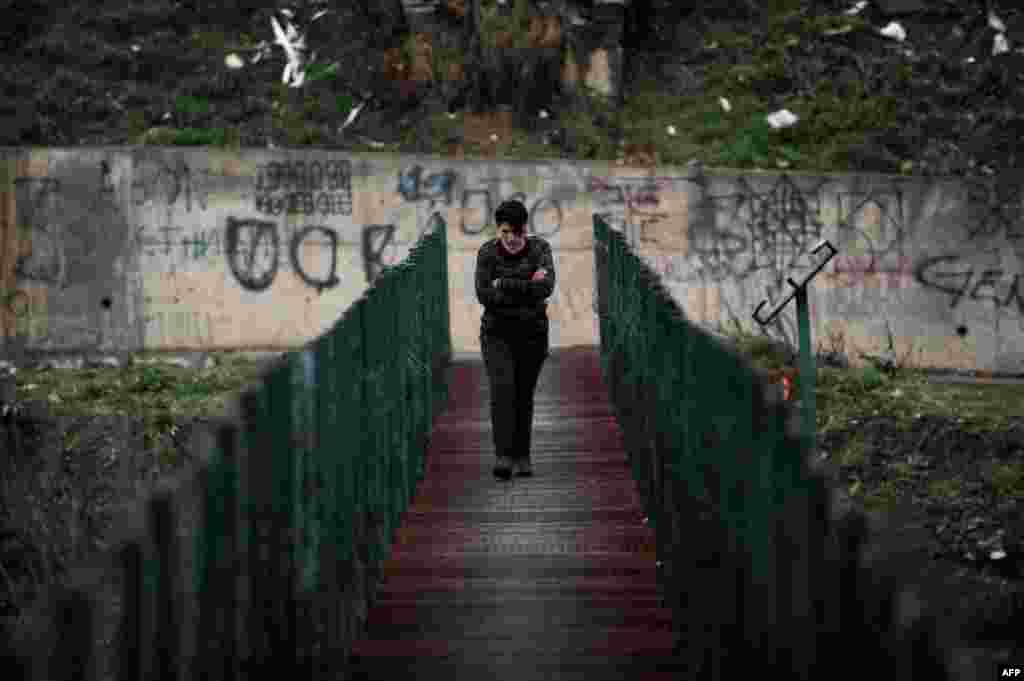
left=889, top=461, right=914, bottom=479
left=175, top=128, right=228, bottom=145
left=859, top=365, right=885, bottom=391
left=432, top=45, right=463, bottom=83
left=803, top=12, right=870, bottom=37
left=988, top=463, right=1024, bottom=499
left=157, top=447, right=179, bottom=468
left=282, top=119, right=323, bottom=146
left=558, top=99, right=618, bottom=160
left=125, top=109, right=148, bottom=140
left=335, top=94, right=356, bottom=116
left=190, top=29, right=228, bottom=51
left=174, top=94, right=211, bottom=117
left=480, top=0, right=531, bottom=51
left=719, top=114, right=775, bottom=167
left=839, top=439, right=867, bottom=468
left=864, top=479, right=900, bottom=512
left=173, top=378, right=213, bottom=401
left=928, top=478, right=963, bottom=499
left=303, top=61, right=339, bottom=83
left=703, top=25, right=755, bottom=52
left=302, top=93, right=322, bottom=117
left=134, top=366, right=173, bottom=393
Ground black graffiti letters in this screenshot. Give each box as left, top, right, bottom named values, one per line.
left=254, top=191, right=352, bottom=216
left=458, top=186, right=563, bottom=237
left=588, top=177, right=668, bottom=246
left=915, top=254, right=1024, bottom=314
left=362, top=224, right=397, bottom=285
left=225, top=217, right=279, bottom=291
left=528, top=197, right=563, bottom=238
left=290, top=226, right=339, bottom=293
left=256, top=160, right=350, bottom=192
left=131, top=158, right=208, bottom=212
left=460, top=188, right=498, bottom=235
left=686, top=175, right=827, bottom=282
left=224, top=218, right=342, bottom=293
left=254, top=160, right=353, bottom=216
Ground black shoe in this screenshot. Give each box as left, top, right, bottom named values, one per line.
left=514, top=459, right=533, bottom=477
left=493, top=456, right=512, bottom=480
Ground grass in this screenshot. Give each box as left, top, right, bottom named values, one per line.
left=13, top=353, right=267, bottom=453
left=838, top=438, right=867, bottom=467
left=988, top=463, right=1024, bottom=499
left=714, top=320, right=1024, bottom=525
left=723, top=321, right=1024, bottom=435
left=928, top=478, right=963, bottom=499
left=863, top=479, right=900, bottom=513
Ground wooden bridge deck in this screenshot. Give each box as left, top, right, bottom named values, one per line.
left=348, top=347, right=685, bottom=681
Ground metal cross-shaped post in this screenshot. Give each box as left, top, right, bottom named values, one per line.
left=752, top=240, right=837, bottom=455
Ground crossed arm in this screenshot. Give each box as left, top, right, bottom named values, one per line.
left=475, top=241, right=556, bottom=307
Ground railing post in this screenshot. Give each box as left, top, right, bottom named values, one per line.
left=49, top=585, right=93, bottom=681
left=752, top=240, right=837, bottom=456
left=793, top=285, right=815, bottom=457
left=149, top=488, right=180, bottom=681
left=117, top=542, right=143, bottom=681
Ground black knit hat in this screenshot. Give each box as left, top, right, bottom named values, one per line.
left=495, top=199, right=528, bottom=232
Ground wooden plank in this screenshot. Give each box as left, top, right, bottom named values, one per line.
left=348, top=348, right=681, bottom=680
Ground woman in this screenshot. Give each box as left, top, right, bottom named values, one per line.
left=474, top=199, right=556, bottom=480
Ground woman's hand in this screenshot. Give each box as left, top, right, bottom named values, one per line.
left=531, top=268, right=548, bottom=281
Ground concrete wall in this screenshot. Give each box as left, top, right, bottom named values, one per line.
left=2, top=148, right=1022, bottom=373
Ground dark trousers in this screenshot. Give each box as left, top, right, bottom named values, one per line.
left=481, top=332, right=548, bottom=462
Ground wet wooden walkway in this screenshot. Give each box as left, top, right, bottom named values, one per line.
left=348, top=346, right=684, bottom=681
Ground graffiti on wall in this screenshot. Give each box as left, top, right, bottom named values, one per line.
left=144, top=309, right=224, bottom=346
left=456, top=174, right=563, bottom=237
left=132, top=156, right=210, bottom=212
left=828, top=186, right=913, bottom=288
left=6, top=166, right=133, bottom=350
left=461, top=187, right=563, bottom=237
left=911, top=177, right=1024, bottom=315
left=398, top=164, right=457, bottom=209
left=223, top=217, right=340, bottom=293
left=397, top=164, right=571, bottom=241
left=830, top=254, right=915, bottom=288
left=915, top=254, right=1023, bottom=314
left=361, top=223, right=397, bottom=285
left=689, top=174, right=829, bottom=285
left=12, top=178, right=67, bottom=289
left=361, top=212, right=445, bottom=285
left=253, top=160, right=353, bottom=216
left=134, top=223, right=219, bottom=261
left=588, top=176, right=672, bottom=249
left=132, top=219, right=342, bottom=294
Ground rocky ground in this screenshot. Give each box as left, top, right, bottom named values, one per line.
left=4, top=0, right=1024, bottom=175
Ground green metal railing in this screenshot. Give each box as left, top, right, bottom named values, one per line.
left=21, top=213, right=452, bottom=681
left=192, top=211, right=452, bottom=675
left=592, top=213, right=950, bottom=679
left=595, top=211, right=809, bottom=583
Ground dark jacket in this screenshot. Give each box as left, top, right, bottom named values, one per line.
left=475, top=235, right=556, bottom=339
